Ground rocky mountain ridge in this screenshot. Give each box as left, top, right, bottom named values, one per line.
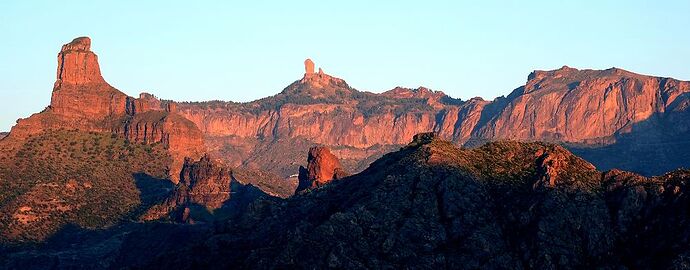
left=0, top=37, right=291, bottom=244
left=4, top=37, right=206, bottom=183
left=5, top=36, right=690, bottom=185
left=175, top=60, right=690, bottom=177
left=5, top=134, right=690, bottom=269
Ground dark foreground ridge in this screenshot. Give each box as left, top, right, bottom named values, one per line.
left=4, top=133, right=690, bottom=269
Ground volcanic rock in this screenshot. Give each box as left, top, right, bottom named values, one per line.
left=296, top=146, right=348, bottom=192
left=141, top=155, right=273, bottom=222
left=177, top=155, right=232, bottom=209
left=141, top=155, right=231, bottom=221
left=304, top=58, right=315, bottom=74
left=4, top=37, right=206, bottom=183
left=9, top=37, right=690, bottom=179
left=55, top=37, right=104, bottom=86
left=50, top=36, right=129, bottom=123
left=175, top=64, right=690, bottom=177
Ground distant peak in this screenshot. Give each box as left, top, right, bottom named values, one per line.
left=304, top=58, right=315, bottom=74
left=278, top=59, right=351, bottom=98
left=303, top=58, right=328, bottom=79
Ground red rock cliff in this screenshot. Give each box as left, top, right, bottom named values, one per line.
left=175, top=63, right=690, bottom=177
left=50, top=37, right=129, bottom=121
left=8, top=40, right=690, bottom=180
left=177, top=155, right=232, bottom=209
left=475, top=67, right=690, bottom=143
left=5, top=37, right=206, bottom=183
left=296, top=146, right=348, bottom=192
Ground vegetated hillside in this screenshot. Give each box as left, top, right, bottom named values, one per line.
left=0, top=132, right=8, bottom=140
left=0, top=129, right=172, bottom=242
left=139, top=134, right=690, bottom=269
left=5, top=133, right=690, bottom=269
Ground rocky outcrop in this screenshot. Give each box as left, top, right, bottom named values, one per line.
left=51, top=37, right=129, bottom=122
left=3, top=37, right=206, bottom=183
left=131, top=93, right=177, bottom=114
left=7, top=38, right=690, bottom=179
left=177, top=155, right=232, bottom=209
left=304, top=58, right=315, bottom=74
left=55, top=37, right=105, bottom=86
left=296, top=146, right=348, bottom=192
left=141, top=155, right=273, bottom=222
left=142, top=155, right=231, bottom=222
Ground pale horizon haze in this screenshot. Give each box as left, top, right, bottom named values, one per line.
left=1, top=0, right=689, bottom=131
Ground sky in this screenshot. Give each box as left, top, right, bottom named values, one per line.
left=1, top=0, right=689, bottom=131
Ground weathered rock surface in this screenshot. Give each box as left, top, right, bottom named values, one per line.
left=296, top=146, right=348, bottom=192
left=6, top=37, right=690, bottom=179
left=55, top=37, right=105, bottom=86
left=177, top=154, right=232, bottom=209
left=304, top=58, right=314, bottom=74
left=50, top=37, right=128, bottom=122
left=176, top=64, right=690, bottom=177
left=142, top=155, right=273, bottom=222
left=4, top=37, right=206, bottom=182
left=474, top=66, right=690, bottom=143
left=114, top=110, right=205, bottom=183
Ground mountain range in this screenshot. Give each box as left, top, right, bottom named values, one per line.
left=1, top=37, right=690, bottom=269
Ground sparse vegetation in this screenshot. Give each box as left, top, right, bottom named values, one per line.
left=0, top=130, right=172, bottom=242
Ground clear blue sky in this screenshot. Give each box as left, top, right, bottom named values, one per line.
left=1, top=0, right=689, bottom=131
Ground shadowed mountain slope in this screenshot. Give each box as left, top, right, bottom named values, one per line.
left=5, top=134, right=687, bottom=269
left=138, top=134, right=690, bottom=269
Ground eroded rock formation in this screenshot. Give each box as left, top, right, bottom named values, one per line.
left=141, top=154, right=273, bottom=222
left=177, top=155, right=232, bottom=209
left=6, top=38, right=690, bottom=180
left=175, top=63, right=690, bottom=177
left=304, top=58, right=314, bottom=74
left=296, top=146, right=348, bottom=192
left=4, top=37, right=206, bottom=183
left=55, top=37, right=105, bottom=86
